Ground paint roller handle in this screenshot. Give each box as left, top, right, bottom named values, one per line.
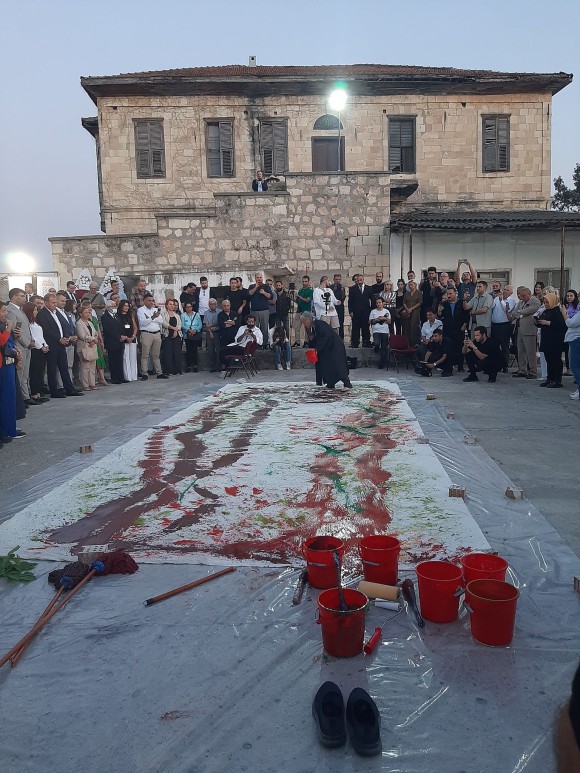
left=143, top=566, right=236, bottom=606
left=364, top=627, right=382, bottom=655
left=292, top=569, right=308, bottom=606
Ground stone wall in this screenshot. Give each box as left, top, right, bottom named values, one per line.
left=94, top=91, right=552, bottom=235
left=50, top=172, right=390, bottom=284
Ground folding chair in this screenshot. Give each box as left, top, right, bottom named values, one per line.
left=223, top=341, right=258, bottom=379
left=387, top=334, right=418, bottom=373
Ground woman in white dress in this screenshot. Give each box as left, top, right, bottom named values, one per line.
left=117, top=300, right=138, bottom=381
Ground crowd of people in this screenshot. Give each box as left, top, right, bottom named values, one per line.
left=1, top=263, right=579, bottom=443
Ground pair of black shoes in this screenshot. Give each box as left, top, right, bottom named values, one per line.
left=312, top=681, right=381, bottom=756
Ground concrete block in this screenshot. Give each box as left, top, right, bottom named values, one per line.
left=449, top=485, right=466, bottom=498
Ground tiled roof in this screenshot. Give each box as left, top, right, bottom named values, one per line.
left=86, top=63, right=569, bottom=81
left=390, top=210, right=580, bottom=231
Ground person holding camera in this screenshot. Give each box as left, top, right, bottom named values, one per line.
left=248, top=272, right=273, bottom=348
left=462, top=325, right=502, bottom=383
left=420, top=328, right=456, bottom=377
left=137, top=293, right=167, bottom=379
left=313, top=276, right=341, bottom=331
left=226, top=315, right=263, bottom=359
left=454, top=260, right=477, bottom=302
left=270, top=319, right=292, bottom=371
left=369, top=297, right=390, bottom=369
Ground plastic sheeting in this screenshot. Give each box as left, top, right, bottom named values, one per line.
left=1, top=379, right=579, bottom=772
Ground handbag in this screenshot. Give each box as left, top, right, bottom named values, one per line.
left=188, top=330, right=203, bottom=344
left=79, top=343, right=98, bottom=362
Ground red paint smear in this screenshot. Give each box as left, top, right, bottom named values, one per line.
left=173, top=539, right=197, bottom=546
left=208, top=527, right=223, bottom=537
left=225, top=486, right=239, bottom=496
left=252, top=487, right=263, bottom=495
left=254, top=498, right=270, bottom=510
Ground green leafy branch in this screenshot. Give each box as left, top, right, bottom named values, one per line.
left=0, top=546, right=37, bottom=583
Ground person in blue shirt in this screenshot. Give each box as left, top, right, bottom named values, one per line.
left=247, top=272, right=273, bottom=348
left=181, top=302, right=203, bottom=373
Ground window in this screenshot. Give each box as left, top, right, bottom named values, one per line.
left=259, top=120, right=288, bottom=175
left=134, top=120, right=165, bottom=179
left=388, top=117, right=415, bottom=173
left=311, top=137, right=345, bottom=172
left=206, top=120, right=235, bottom=177
left=313, top=114, right=343, bottom=131
left=482, top=116, right=510, bottom=172
left=535, top=268, right=570, bottom=289
left=477, top=270, right=511, bottom=285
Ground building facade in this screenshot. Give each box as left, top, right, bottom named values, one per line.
left=50, top=63, right=578, bottom=295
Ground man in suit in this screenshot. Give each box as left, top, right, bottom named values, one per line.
left=55, top=291, right=78, bottom=390
left=7, top=288, right=34, bottom=404
left=440, top=287, right=469, bottom=372
left=509, top=286, right=541, bottom=379
left=347, top=274, right=373, bottom=348
left=101, top=300, right=127, bottom=384
left=37, top=293, right=83, bottom=398
left=64, top=281, right=78, bottom=302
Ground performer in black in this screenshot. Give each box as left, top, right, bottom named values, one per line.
left=300, top=311, right=352, bottom=389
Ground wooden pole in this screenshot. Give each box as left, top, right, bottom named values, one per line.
left=143, top=566, right=236, bottom=606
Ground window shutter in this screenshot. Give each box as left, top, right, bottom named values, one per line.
left=261, top=122, right=274, bottom=175
left=207, top=123, right=222, bottom=176
left=497, top=117, right=509, bottom=171
left=135, top=121, right=165, bottom=178
left=483, top=118, right=498, bottom=172
left=388, top=118, right=415, bottom=173
left=273, top=121, right=287, bottom=174
left=219, top=122, right=234, bottom=176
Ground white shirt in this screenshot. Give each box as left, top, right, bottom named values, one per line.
left=198, top=288, right=211, bottom=315
left=229, top=324, right=264, bottom=348
left=312, top=287, right=339, bottom=318
left=491, top=296, right=515, bottom=324
left=137, top=305, right=162, bottom=333
left=30, top=322, right=47, bottom=349
left=48, top=308, right=64, bottom=337
left=369, top=308, right=391, bottom=334
left=420, top=318, right=443, bottom=341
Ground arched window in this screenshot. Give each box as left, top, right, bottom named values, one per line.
left=313, top=114, right=343, bottom=131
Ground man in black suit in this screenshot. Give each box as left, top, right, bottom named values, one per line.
left=347, top=274, right=373, bottom=348
left=37, top=293, right=83, bottom=398
left=440, top=286, right=470, bottom=372
left=101, top=301, right=127, bottom=384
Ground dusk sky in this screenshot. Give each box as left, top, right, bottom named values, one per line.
left=1, top=0, right=578, bottom=273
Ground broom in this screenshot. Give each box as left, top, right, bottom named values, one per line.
left=0, top=550, right=138, bottom=670
left=9, top=561, right=92, bottom=666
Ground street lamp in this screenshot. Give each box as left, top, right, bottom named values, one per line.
left=328, top=88, right=347, bottom=172
left=6, top=251, right=35, bottom=274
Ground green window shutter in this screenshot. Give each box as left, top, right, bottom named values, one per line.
left=135, top=121, right=165, bottom=178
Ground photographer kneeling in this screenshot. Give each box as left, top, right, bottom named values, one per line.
left=419, top=328, right=455, bottom=377
left=462, top=325, right=502, bottom=383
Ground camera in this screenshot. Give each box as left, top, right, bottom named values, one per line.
left=464, top=330, right=470, bottom=340
left=289, top=282, right=296, bottom=291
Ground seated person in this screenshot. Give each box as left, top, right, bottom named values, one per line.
left=417, top=309, right=443, bottom=359
left=217, top=299, right=239, bottom=368
left=462, top=325, right=503, bottom=383
left=369, top=298, right=391, bottom=369
left=252, top=170, right=268, bottom=192
left=226, top=315, right=264, bottom=357
left=269, top=320, right=292, bottom=371
left=418, top=328, right=456, bottom=377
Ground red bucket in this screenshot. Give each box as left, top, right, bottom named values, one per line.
left=416, top=561, right=463, bottom=623
left=317, top=588, right=368, bottom=658
left=303, top=536, right=344, bottom=589
left=466, top=579, right=519, bottom=646
left=359, top=535, right=401, bottom=585
left=305, top=349, right=318, bottom=363
left=461, top=553, right=508, bottom=584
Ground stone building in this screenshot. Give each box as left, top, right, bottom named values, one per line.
left=50, top=63, right=580, bottom=296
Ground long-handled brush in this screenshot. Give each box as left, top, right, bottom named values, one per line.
left=9, top=561, right=92, bottom=667
left=0, top=551, right=138, bottom=670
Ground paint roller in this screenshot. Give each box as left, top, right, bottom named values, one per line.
left=357, top=580, right=400, bottom=602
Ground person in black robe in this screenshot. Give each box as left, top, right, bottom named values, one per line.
left=300, top=312, right=353, bottom=389
left=101, top=302, right=127, bottom=384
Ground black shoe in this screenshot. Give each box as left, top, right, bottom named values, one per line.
left=1, top=436, right=13, bottom=443
left=121, top=379, right=130, bottom=383
left=111, top=380, right=122, bottom=385
left=36, top=397, right=50, bottom=403
left=378, top=364, right=384, bottom=370
left=193, top=366, right=198, bottom=373
left=502, top=368, right=508, bottom=373
left=312, top=682, right=346, bottom=749
left=50, top=392, right=66, bottom=398
left=547, top=382, right=563, bottom=388
left=539, top=381, right=549, bottom=387
left=139, top=375, right=148, bottom=381
left=457, top=367, right=464, bottom=373
left=66, top=390, right=84, bottom=396
left=25, top=398, right=42, bottom=406
left=157, top=374, right=169, bottom=379
left=292, top=343, right=300, bottom=348
left=512, top=372, right=527, bottom=378
left=488, top=375, right=497, bottom=383
left=441, top=371, right=452, bottom=377
left=463, top=374, right=479, bottom=382
left=362, top=342, right=373, bottom=348
left=343, top=380, right=353, bottom=389
left=346, top=688, right=381, bottom=757
left=12, top=430, right=26, bottom=439
left=302, top=343, right=309, bottom=348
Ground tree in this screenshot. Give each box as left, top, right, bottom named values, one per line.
left=552, top=163, right=580, bottom=211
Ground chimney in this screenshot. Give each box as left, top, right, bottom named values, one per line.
left=248, top=56, right=257, bottom=67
